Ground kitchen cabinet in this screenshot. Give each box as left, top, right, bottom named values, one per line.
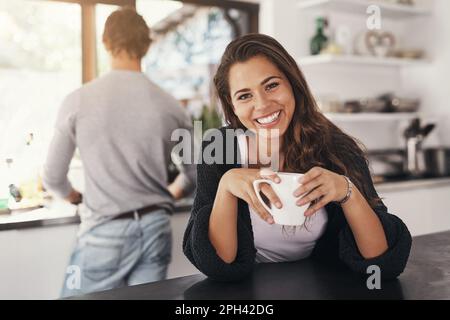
left=376, top=178, right=450, bottom=236
left=0, top=210, right=198, bottom=299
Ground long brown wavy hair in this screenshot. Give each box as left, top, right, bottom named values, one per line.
left=214, top=33, right=382, bottom=209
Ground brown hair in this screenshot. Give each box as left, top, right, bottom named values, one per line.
left=214, top=33, right=382, bottom=209
left=102, top=6, right=151, bottom=59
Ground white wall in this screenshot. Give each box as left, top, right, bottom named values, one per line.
left=401, top=0, right=450, bottom=147
left=259, top=0, right=301, bottom=58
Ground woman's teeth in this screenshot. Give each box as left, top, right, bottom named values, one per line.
left=256, top=111, right=281, bottom=125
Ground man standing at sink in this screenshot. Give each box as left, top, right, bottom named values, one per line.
left=42, top=7, right=196, bottom=297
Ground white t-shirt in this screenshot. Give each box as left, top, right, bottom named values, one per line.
left=237, top=132, right=328, bottom=263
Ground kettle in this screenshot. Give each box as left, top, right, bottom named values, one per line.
left=403, top=118, right=435, bottom=177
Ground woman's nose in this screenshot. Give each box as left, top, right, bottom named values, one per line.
left=254, top=92, right=271, bottom=111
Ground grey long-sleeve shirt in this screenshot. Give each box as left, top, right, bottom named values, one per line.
left=43, top=70, right=196, bottom=234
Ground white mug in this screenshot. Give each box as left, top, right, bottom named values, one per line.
left=253, top=172, right=310, bottom=226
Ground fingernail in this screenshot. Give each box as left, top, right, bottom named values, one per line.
left=297, top=200, right=304, bottom=206
left=267, top=217, right=274, bottom=224
left=275, top=201, right=282, bottom=209
left=298, top=177, right=304, bottom=183
left=275, top=177, right=281, bottom=183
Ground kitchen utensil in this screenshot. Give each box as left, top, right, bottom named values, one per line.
left=421, top=123, right=435, bottom=137
left=359, top=98, right=388, bottom=113
left=343, top=100, right=362, bottom=113
left=368, top=151, right=405, bottom=178
left=391, top=97, right=420, bottom=112
left=403, top=117, right=420, bottom=138
left=403, top=118, right=436, bottom=177
left=378, top=93, right=420, bottom=113
left=424, top=148, right=450, bottom=177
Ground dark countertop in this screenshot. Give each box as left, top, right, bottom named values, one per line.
left=0, top=197, right=193, bottom=231
left=69, top=231, right=450, bottom=300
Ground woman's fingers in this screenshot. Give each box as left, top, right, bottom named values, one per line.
left=293, top=176, right=323, bottom=198
left=301, top=167, right=323, bottom=185
left=296, top=186, right=326, bottom=207
left=248, top=191, right=274, bottom=224
left=260, top=183, right=282, bottom=209
left=259, top=168, right=281, bottom=184
left=304, top=194, right=333, bottom=216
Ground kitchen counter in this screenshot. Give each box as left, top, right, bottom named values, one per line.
left=0, top=197, right=193, bottom=231
left=375, top=176, right=450, bottom=193
left=69, top=230, right=450, bottom=300
left=2, top=175, right=449, bottom=232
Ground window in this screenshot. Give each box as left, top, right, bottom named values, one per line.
left=139, top=1, right=252, bottom=118
left=96, top=3, right=120, bottom=76
left=0, top=0, right=81, bottom=192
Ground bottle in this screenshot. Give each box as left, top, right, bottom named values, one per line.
left=310, top=17, right=329, bottom=55
left=0, top=159, right=14, bottom=211
left=20, top=132, right=42, bottom=202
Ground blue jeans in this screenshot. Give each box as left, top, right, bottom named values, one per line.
left=60, top=209, right=172, bottom=298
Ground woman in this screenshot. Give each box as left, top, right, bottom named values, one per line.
left=183, top=33, right=411, bottom=282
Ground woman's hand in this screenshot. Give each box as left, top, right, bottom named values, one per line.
left=221, top=168, right=282, bottom=224
left=294, top=167, right=349, bottom=216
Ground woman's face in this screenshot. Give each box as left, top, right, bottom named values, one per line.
left=229, top=55, right=295, bottom=138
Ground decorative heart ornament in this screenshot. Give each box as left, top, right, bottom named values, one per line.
left=365, top=31, right=396, bottom=57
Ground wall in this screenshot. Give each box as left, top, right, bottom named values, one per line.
left=401, top=0, right=450, bottom=147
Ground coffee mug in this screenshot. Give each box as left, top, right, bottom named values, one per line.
left=253, top=172, right=310, bottom=226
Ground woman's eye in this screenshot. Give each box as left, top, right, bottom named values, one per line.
left=238, top=93, right=252, bottom=101
left=266, top=82, right=279, bottom=91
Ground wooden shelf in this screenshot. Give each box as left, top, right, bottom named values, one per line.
left=297, top=0, right=431, bottom=19
left=297, top=54, right=429, bottom=67
left=324, top=112, right=420, bottom=122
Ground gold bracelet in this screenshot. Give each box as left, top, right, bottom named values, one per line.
left=336, top=175, right=352, bottom=205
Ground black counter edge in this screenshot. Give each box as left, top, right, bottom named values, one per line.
left=0, top=202, right=193, bottom=232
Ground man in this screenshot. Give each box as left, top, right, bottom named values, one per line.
left=43, top=7, right=196, bottom=297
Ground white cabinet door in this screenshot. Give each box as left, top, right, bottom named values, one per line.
left=377, top=184, right=450, bottom=237
left=0, top=224, right=78, bottom=299
left=168, top=211, right=199, bottom=279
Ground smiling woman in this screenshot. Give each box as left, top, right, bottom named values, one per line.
left=183, top=33, right=412, bottom=282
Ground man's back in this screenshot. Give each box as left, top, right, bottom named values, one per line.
left=44, top=70, right=195, bottom=233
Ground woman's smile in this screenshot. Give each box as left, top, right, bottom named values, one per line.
left=254, top=110, right=282, bottom=128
